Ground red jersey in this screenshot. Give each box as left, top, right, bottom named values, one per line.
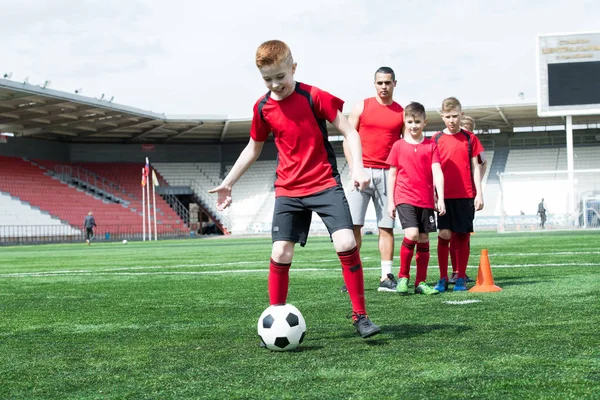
left=432, top=129, right=484, bottom=199
left=250, top=82, right=343, bottom=197
left=357, top=97, right=404, bottom=169
left=386, top=137, right=440, bottom=209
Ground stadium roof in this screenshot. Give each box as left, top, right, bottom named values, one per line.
left=1, top=78, right=599, bottom=144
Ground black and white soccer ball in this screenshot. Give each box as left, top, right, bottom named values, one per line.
left=257, top=304, right=306, bottom=351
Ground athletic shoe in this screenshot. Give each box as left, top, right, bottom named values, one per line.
left=415, top=282, right=440, bottom=295
left=350, top=313, right=381, bottom=338
left=434, top=278, right=448, bottom=293
left=396, top=277, right=409, bottom=296
left=340, top=284, right=348, bottom=293
left=466, top=274, right=475, bottom=283
left=448, top=272, right=458, bottom=284
left=454, top=278, right=467, bottom=291
left=378, top=273, right=398, bottom=292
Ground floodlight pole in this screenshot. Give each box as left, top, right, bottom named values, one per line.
left=565, top=115, right=575, bottom=223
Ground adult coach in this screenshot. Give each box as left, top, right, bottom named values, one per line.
left=342, top=67, right=404, bottom=292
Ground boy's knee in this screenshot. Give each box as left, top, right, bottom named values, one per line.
left=332, top=229, right=357, bottom=253
left=271, top=241, right=294, bottom=263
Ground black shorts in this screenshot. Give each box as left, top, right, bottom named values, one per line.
left=272, top=185, right=353, bottom=246
left=436, top=198, right=475, bottom=233
left=397, top=204, right=437, bottom=233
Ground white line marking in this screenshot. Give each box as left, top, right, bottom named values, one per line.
left=444, top=300, right=483, bottom=305
left=1, top=262, right=600, bottom=278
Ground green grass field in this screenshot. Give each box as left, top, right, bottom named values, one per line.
left=1, top=231, right=599, bottom=399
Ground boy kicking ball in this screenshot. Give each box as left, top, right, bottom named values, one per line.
left=386, top=102, right=445, bottom=295
left=209, top=40, right=380, bottom=339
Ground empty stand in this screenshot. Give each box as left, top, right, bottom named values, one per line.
left=0, top=156, right=187, bottom=236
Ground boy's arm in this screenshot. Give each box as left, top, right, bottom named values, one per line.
left=208, top=138, right=264, bottom=211
left=472, top=156, right=484, bottom=211
left=387, top=166, right=397, bottom=219
left=332, top=110, right=370, bottom=191
left=432, top=163, right=446, bottom=216
left=341, top=101, right=364, bottom=177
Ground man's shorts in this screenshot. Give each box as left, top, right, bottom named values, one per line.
left=397, top=204, right=437, bottom=233
left=346, top=168, right=395, bottom=229
left=272, top=185, right=353, bottom=247
left=436, top=198, right=475, bottom=233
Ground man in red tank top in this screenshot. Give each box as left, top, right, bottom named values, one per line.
left=342, top=67, right=404, bottom=293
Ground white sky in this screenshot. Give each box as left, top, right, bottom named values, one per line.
left=2, top=0, right=599, bottom=119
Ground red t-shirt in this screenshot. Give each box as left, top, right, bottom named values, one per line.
left=358, top=97, right=404, bottom=169
left=432, top=129, right=484, bottom=199
left=386, top=137, right=440, bottom=209
left=250, top=82, right=344, bottom=197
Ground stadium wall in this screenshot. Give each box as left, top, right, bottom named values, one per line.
left=0, top=137, right=69, bottom=161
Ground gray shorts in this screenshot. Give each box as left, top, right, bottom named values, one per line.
left=346, top=167, right=395, bottom=229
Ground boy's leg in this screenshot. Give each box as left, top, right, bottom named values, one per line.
left=269, top=241, right=295, bottom=305
left=437, top=231, right=451, bottom=280
left=415, top=239, right=430, bottom=286
left=314, top=186, right=380, bottom=338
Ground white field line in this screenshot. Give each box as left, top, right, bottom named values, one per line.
left=444, top=300, right=483, bottom=305
left=1, top=262, right=600, bottom=278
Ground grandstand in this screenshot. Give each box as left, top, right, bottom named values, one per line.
left=1, top=77, right=600, bottom=243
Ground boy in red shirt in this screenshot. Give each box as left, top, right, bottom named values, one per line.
left=209, top=40, right=380, bottom=340
left=433, top=97, right=485, bottom=292
left=386, top=102, right=445, bottom=295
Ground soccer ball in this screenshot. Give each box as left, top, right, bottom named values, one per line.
left=122, top=239, right=128, bottom=245
left=257, top=304, right=306, bottom=351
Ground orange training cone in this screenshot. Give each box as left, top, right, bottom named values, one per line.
left=469, top=249, right=502, bottom=292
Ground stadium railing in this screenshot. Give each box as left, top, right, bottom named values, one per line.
left=0, top=224, right=193, bottom=246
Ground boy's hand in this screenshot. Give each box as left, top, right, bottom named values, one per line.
left=388, top=203, right=396, bottom=220
left=208, top=184, right=232, bottom=211
left=436, top=198, right=446, bottom=216
left=351, top=167, right=371, bottom=192
left=474, top=193, right=484, bottom=211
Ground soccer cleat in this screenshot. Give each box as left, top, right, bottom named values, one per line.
left=448, top=272, right=458, bottom=284
left=466, top=274, right=475, bottom=283
left=415, top=282, right=440, bottom=295
left=396, top=277, right=409, bottom=296
left=340, top=284, right=348, bottom=293
left=350, top=313, right=381, bottom=338
left=378, top=273, right=398, bottom=292
left=454, top=278, right=467, bottom=291
left=434, top=278, right=448, bottom=293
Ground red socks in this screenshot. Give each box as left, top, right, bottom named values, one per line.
left=415, top=242, right=430, bottom=285
left=268, top=258, right=290, bottom=305
left=450, top=235, right=458, bottom=274
left=437, top=237, right=450, bottom=280
left=338, top=247, right=366, bottom=316
left=452, top=232, right=470, bottom=279
left=399, top=238, right=416, bottom=279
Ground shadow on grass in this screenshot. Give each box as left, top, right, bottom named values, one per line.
left=382, top=323, right=472, bottom=339
left=494, top=277, right=547, bottom=287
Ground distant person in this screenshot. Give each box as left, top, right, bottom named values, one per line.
left=209, top=40, right=380, bottom=340
left=386, top=102, right=445, bottom=295
left=433, top=97, right=486, bottom=293
left=84, top=211, right=97, bottom=245
left=342, top=66, right=404, bottom=293
left=538, top=198, right=547, bottom=229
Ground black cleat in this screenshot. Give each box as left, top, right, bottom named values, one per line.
left=350, top=313, right=381, bottom=338
left=340, top=284, right=348, bottom=293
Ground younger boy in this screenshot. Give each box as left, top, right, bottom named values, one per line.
left=209, top=40, right=380, bottom=340
left=386, top=102, right=445, bottom=295
left=433, top=98, right=485, bottom=292
left=446, top=115, right=482, bottom=284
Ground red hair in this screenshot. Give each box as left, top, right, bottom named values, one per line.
left=255, top=40, right=293, bottom=68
